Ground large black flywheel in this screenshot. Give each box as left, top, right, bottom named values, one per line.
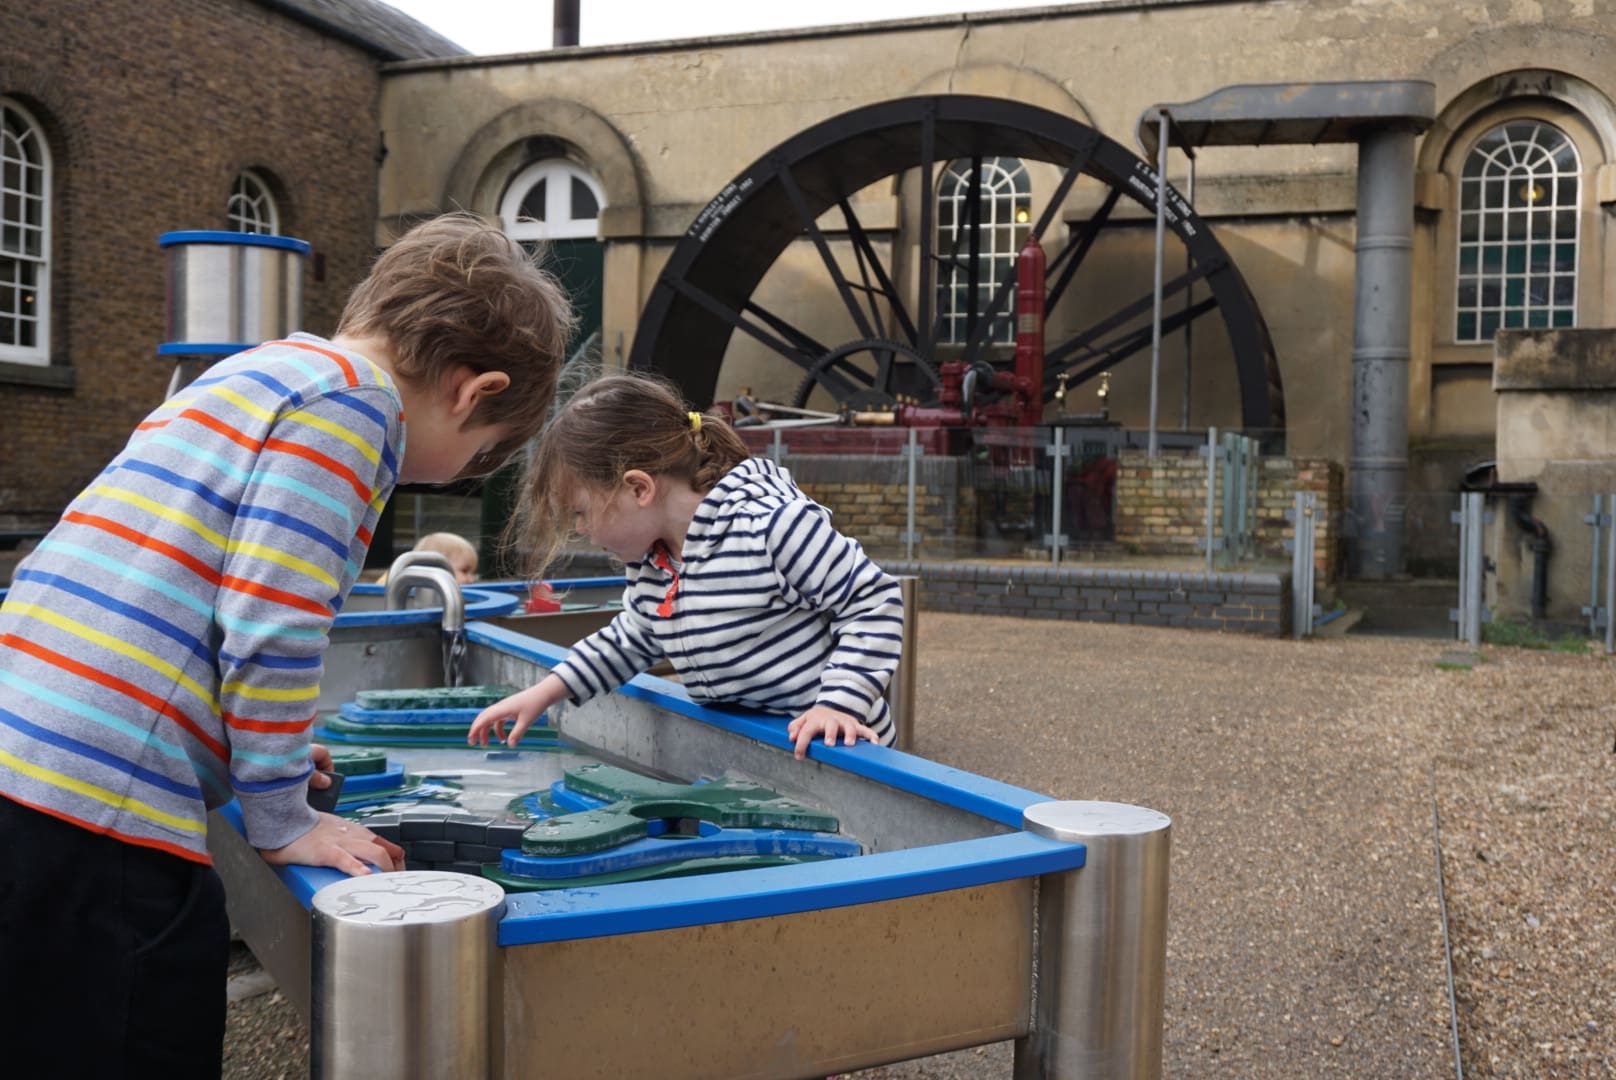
left=629, top=94, right=1283, bottom=431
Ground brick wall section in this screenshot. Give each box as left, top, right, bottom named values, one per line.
left=546, top=549, right=1292, bottom=637
left=0, top=0, right=386, bottom=518
left=775, top=453, right=983, bottom=561
left=1114, top=450, right=1343, bottom=581
left=885, top=560, right=1288, bottom=636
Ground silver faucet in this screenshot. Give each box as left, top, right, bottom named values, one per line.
left=383, top=549, right=453, bottom=583
left=384, top=565, right=464, bottom=635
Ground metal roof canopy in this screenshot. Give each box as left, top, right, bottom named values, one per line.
left=1137, top=80, right=1436, bottom=156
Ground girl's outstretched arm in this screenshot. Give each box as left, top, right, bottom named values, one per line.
left=468, top=673, right=570, bottom=747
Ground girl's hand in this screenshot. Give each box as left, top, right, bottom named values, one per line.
left=261, top=813, right=405, bottom=876
left=786, top=705, right=878, bottom=761
left=468, top=680, right=558, bottom=747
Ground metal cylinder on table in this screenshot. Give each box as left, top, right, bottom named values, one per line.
left=158, top=230, right=310, bottom=396
left=161, top=230, right=309, bottom=345
left=311, top=871, right=505, bottom=1080
left=1016, top=800, right=1171, bottom=1080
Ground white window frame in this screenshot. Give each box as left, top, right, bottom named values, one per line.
left=1, top=97, right=51, bottom=366
left=227, top=170, right=280, bottom=235
left=936, top=157, right=1031, bottom=347
left=1455, top=119, right=1581, bottom=341
left=499, top=159, right=605, bottom=241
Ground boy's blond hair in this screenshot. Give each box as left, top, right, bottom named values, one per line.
left=337, top=212, right=575, bottom=475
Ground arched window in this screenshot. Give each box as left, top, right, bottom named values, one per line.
left=936, top=157, right=1031, bottom=346
left=499, top=159, right=604, bottom=241
left=1, top=97, right=50, bottom=365
left=227, top=171, right=280, bottom=235
left=1455, top=120, right=1580, bottom=341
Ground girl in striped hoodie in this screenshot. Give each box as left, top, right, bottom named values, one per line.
left=470, top=373, right=904, bottom=760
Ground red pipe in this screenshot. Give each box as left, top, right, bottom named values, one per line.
left=1014, top=232, right=1047, bottom=428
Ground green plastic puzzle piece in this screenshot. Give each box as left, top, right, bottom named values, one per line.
left=482, top=854, right=824, bottom=892
left=520, top=763, right=839, bottom=856
left=353, top=684, right=519, bottom=711
left=324, top=747, right=388, bottom=776
left=319, top=713, right=561, bottom=741
left=318, top=711, right=565, bottom=746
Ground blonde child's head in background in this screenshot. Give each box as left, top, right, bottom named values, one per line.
left=415, top=532, right=479, bottom=583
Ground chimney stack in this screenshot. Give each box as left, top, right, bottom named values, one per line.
left=553, top=0, right=580, bottom=47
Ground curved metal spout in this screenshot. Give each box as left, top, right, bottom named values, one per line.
left=384, top=549, right=452, bottom=582
left=384, top=565, right=464, bottom=635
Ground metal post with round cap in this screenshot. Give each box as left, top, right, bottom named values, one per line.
left=310, top=871, right=506, bottom=1079
left=1014, top=801, right=1171, bottom=1079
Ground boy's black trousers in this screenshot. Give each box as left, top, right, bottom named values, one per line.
left=0, top=794, right=229, bottom=1079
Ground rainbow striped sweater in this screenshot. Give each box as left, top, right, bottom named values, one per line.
left=0, top=335, right=403, bottom=863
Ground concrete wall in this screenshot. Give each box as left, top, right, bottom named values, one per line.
left=1489, top=328, right=1616, bottom=624
left=0, top=0, right=387, bottom=519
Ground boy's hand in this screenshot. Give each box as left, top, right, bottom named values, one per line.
left=261, top=813, right=406, bottom=876
left=468, top=681, right=555, bottom=748
left=308, top=742, right=335, bottom=786
left=787, top=705, right=878, bottom=761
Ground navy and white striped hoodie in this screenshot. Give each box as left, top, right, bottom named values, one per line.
left=551, top=458, right=904, bottom=743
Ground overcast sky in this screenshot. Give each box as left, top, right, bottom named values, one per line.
left=381, top=0, right=1077, bottom=55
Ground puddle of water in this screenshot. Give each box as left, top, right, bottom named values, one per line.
left=363, top=745, right=602, bottom=820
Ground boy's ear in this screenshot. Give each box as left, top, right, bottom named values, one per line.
left=449, top=368, right=511, bottom=416
left=623, top=469, right=657, bottom=506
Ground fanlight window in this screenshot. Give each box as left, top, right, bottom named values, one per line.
left=1455, top=120, right=1580, bottom=342
left=936, top=157, right=1031, bottom=346
left=227, top=171, right=279, bottom=235
left=500, top=159, right=605, bottom=241
left=1, top=97, right=50, bottom=364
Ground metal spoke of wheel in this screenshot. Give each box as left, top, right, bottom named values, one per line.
left=1052, top=295, right=1220, bottom=394
left=964, top=155, right=984, bottom=345
left=916, top=105, right=937, bottom=361
left=665, top=277, right=817, bottom=367
left=1045, top=186, right=1121, bottom=313
left=836, top=197, right=906, bottom=343
left=793, top=338, right=939, bottom=408
left=778, top=163, right=879, bottom=343
left=1044, top=262, right=1220, bottom=373
left=742, top=299, right=833, bottom=362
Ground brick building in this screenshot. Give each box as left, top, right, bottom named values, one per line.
left=0, top=0, right=462, bottom=528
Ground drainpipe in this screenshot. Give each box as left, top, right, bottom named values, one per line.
left=1348, top=127, right=1417, bottom=580
left=1508, top=494, right=1552, bottom=620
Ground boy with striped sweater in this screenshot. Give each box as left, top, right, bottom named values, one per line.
left=0, top=213, right=572, bottom=1075
left=469, top=372, right=905, bottom=760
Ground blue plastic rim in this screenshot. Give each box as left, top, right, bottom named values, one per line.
left=159, top=230, right=313, bottom=256
left=337, top=584, right=519, bottom=627
left=157, top=342, right=252, bottom=356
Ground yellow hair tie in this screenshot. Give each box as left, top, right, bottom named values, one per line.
left=688, top=412, right=703, bottom=432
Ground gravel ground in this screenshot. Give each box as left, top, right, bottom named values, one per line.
left=223, top=613, right=1616, bottom=1078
